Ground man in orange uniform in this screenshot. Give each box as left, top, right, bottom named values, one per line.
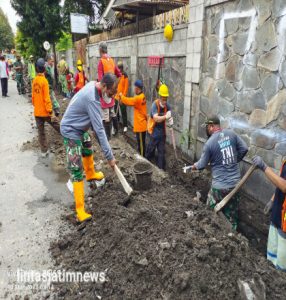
left=97, top=42, right=122, bottom=139
left=32, top=58, right=60, bottom=157
left=74, top=59, right=88, bottom=94
left=119, top=80, right=147, bottom=156
left=115, top=61, right=129, bottom=133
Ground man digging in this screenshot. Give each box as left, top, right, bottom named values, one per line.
left=191, top=116, right=248, bottom=230
left=32, top=58, right=61, bottom=158
left=60, top=73, right=117, bottom=222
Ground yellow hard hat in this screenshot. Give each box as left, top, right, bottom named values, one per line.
left=158, top=84, right=169, bottom=97
left=77, top=66, right=83, bottom=72
left=77, top=59, right=82, bottom=66
left=164, top=24, right=173, bottom=42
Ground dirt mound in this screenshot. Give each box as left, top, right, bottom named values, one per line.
left=23, top=95, right=286, bottom=299
left=50, top=172, right=286, bottom=299
left=49, top=144, right=285, bottom=299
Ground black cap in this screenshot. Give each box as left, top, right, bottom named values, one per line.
left=202, top=115, right=220, bottom=127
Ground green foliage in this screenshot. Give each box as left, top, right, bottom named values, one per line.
left=56, top=32, right=72, bottom=51
left=180, top=129, right=194, bottom=147
left=11, top=0, right=62, bottom=57
left=15, top=30, right=37, bottom=60
left=0, top=8, right=14, bottom=50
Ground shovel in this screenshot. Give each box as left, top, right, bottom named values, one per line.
left=170, top=127, right=178, bottom=161
left=214, top=164, right=256, bottom=213
left=114, top=164, right=133, bottom=196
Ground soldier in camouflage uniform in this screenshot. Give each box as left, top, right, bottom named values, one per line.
left=64, top=132, right=93, bottom=182
left=57, top=54, right=68, bottom=96
left=13, top=55, right=25, bottom=95
left=60, top=74, right=117, bottom=223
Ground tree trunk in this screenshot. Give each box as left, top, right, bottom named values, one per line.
left=52, top=43, right=58, bottom=89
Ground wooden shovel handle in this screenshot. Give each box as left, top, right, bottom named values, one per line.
left=214, top=164, right=256, bottom=213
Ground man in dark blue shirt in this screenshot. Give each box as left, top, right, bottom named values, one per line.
left=253, top=156, right=286, bottom=271
left=146, top=84, right=173, bottom=170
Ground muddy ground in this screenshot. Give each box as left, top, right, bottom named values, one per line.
left=22, top=97, right=286, bottom=299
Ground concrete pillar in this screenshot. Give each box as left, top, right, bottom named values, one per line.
left=182, top=0, right=204, bottom=157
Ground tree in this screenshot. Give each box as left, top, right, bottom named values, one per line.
left=11, top=0, right=62, bottom=57
left=62, top=0, right=108, bottom=31
left=0, top=8, right=14, bottom=50
left=15, top=30, right=37, bottom=59
left=56, top=32, right=72, bottom=52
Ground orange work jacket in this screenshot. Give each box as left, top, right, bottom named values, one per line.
left=32, top=73, right=52, bottom=117
left=76, top=71, right=85, bottom=90
left=101, top=57, right=115, bottom=74
left=115, top=73, right=129, bottom=100
left=121, top=93, right=147, bottom=132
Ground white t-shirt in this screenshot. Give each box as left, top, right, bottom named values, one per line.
left=0, top=61, right=8, bottom=78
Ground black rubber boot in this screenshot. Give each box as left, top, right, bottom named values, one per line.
left=103, top=121, right=111, bottom=140
left=112, top=117, right=119, bottom=136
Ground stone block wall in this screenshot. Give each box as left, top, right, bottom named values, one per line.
left=74, top=0, right=286, bottom=203
left=192, top=0, right=286, bottom=203
left=86, top=25, right=188, bottom=145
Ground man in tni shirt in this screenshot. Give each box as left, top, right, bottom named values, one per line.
left=192, top=116, right=248, bottom=229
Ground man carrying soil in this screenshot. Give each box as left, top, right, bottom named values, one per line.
left=191, top=116, right=248, bottom=230
left=97, top=42, right=122, bottom=139
left=45, top=55, right=60, bottom=116
left=252, top=156, right=286, bottom=271
left=32, top=58, right=60, bottom=157
left=119, top=80, right=147, bottom=156
left=146, top=84, right=173, bottom=170
left=60, top=73, right=117, bottom=222
left=115, top=61, right=129, bottom=133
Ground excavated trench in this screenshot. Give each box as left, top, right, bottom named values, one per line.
left=124, top=131, right=269, bottom=255
left=21, top=96, right=286, bottom=299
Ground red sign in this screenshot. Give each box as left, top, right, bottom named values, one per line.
left=148, top=56, right=164, bottom=67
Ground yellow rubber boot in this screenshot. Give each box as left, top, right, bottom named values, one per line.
left=82, top=155, right=104, bottom=181
left=73, top=181, right=92, bottom=222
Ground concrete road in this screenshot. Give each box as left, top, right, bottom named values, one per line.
left=0, top=80, right=71, bottom=298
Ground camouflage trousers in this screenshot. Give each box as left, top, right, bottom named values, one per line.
left=208, top=187, right=240, bottom=230
left=64, top=132, right=93, bottom=182
left=16, top=73, right=25, bottom=94
left=59, top=74, right=68, bottom=95
left=50, top=89, right=60, bottom=110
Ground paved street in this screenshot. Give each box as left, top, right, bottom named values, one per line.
left=0, top=80, right=70, bottom=298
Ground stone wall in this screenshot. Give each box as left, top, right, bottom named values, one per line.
left=75, top=0, right=286, bottom=203
left=86, top=25, right=188, bottom=144
left=193, top=0, right=286, bottom=202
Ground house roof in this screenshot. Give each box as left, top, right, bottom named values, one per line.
left=112, top=0, right=188, bottom=14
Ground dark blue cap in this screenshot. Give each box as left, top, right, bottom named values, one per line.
left=134, top=79, right=143, bottom=89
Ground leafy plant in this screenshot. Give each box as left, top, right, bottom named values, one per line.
left=180, top=129, right=194, bottom=147
left=11, top=0, right=62, bottom=57
left=0, top=8, right=14, bottom=50
left=56, top=32, right=73, bottom=52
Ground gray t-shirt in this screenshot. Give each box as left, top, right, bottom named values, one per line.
left=194, top=129, right=248, bottom=189
left=60, top=81, right=113, bottom=161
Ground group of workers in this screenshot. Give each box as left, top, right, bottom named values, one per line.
left=28, top=40, right=286, bottom=273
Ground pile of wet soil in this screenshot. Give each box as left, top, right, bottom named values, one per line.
left=50, top=165, right=286, bottom=299
left=22, top=95, right=286, bottom=299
